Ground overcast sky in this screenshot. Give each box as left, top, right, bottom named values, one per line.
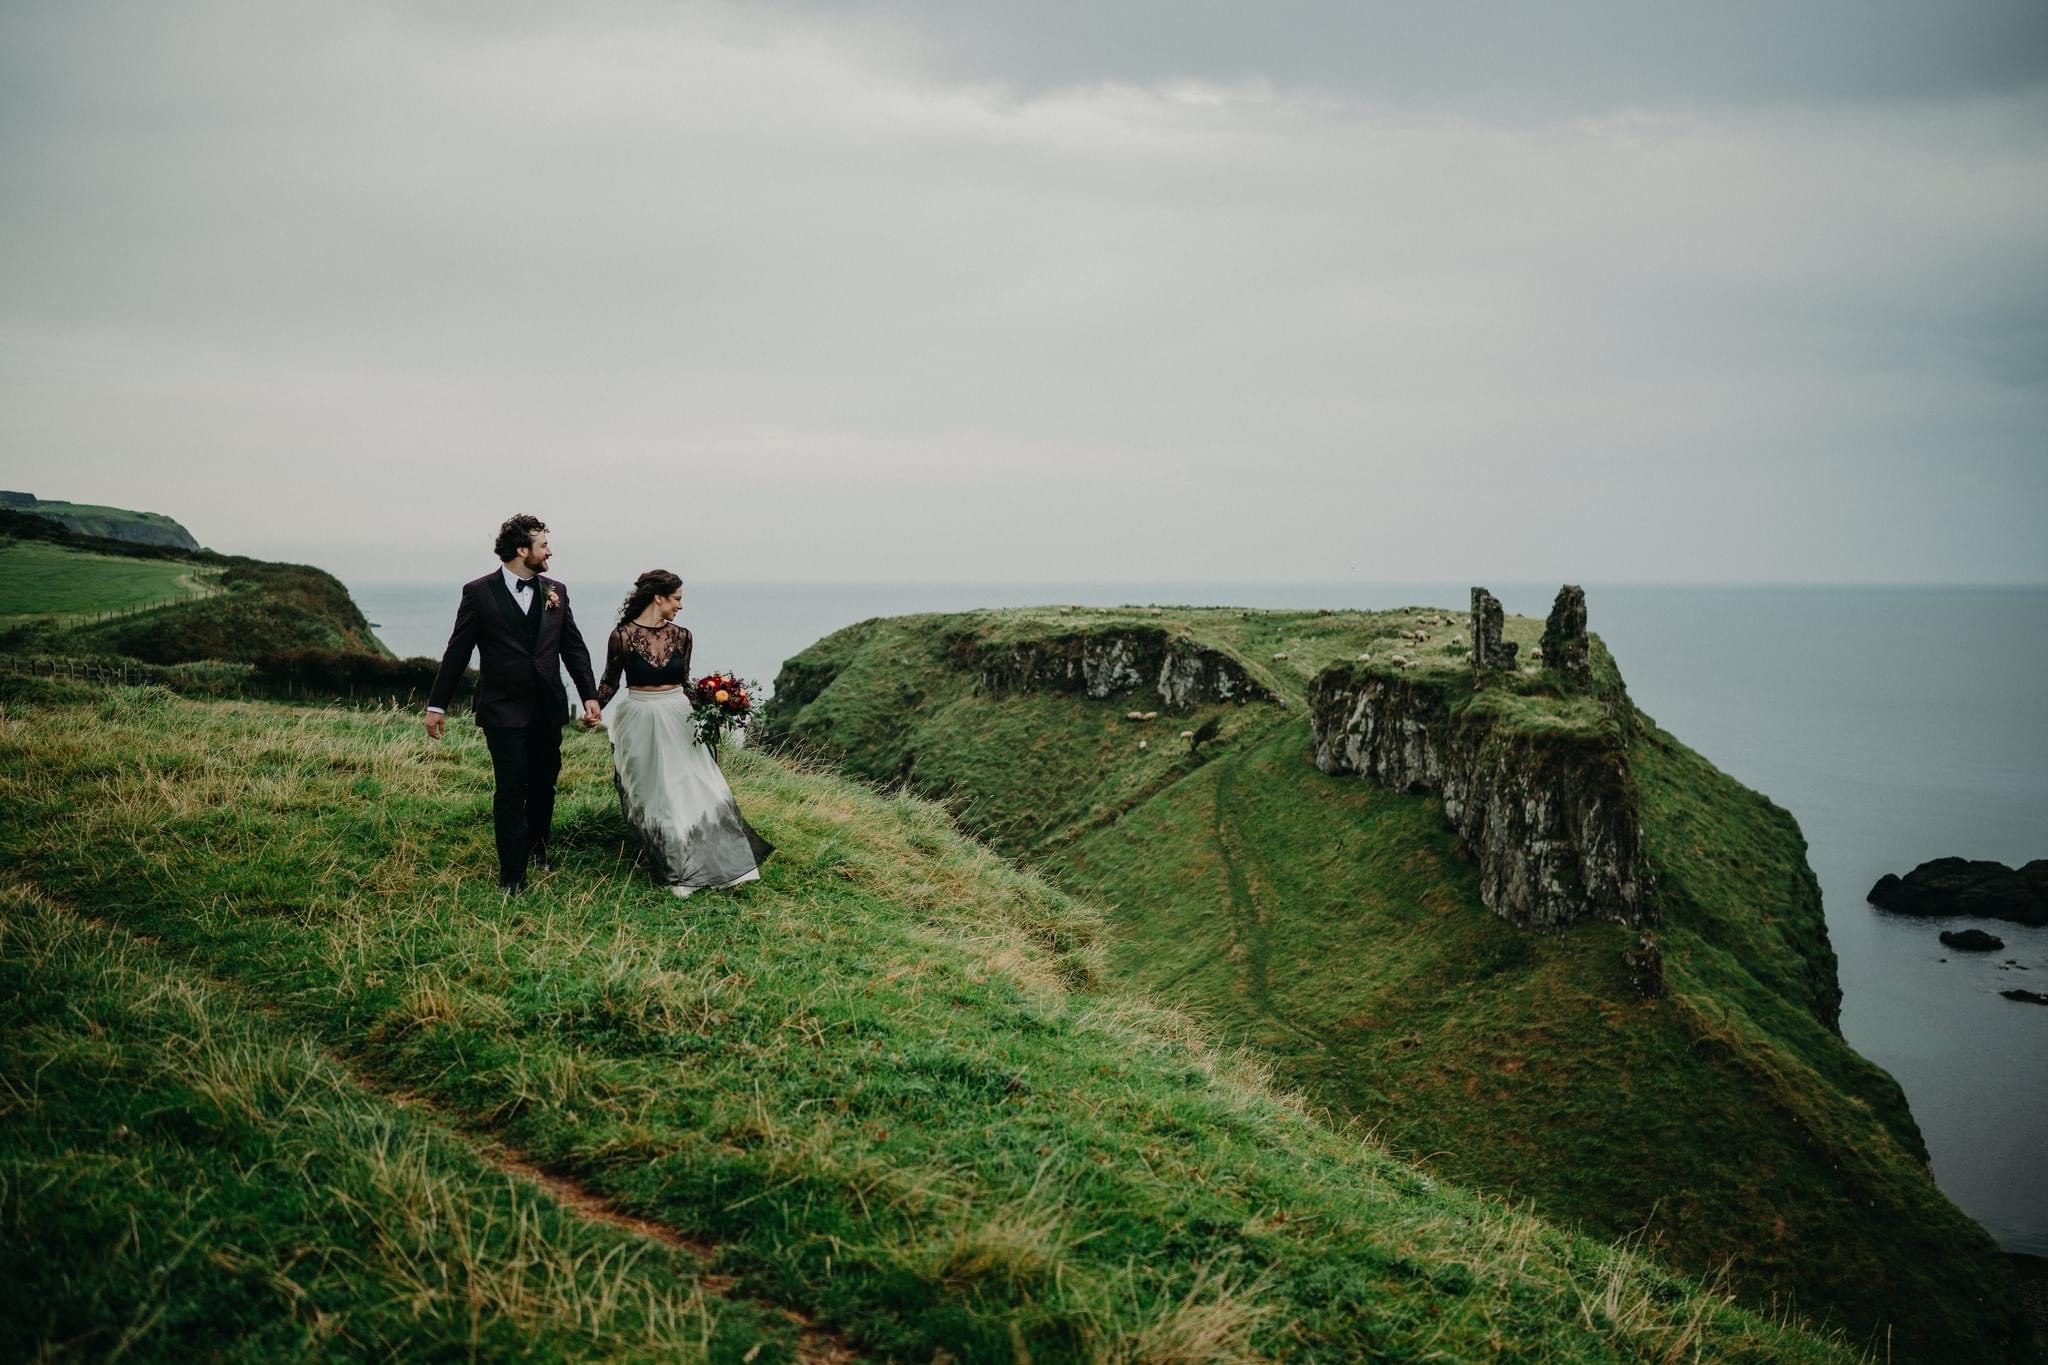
left=2, top=0, right=2043, bottom=586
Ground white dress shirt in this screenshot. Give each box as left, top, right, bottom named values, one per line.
left=503, top=564, right=538, bottom=613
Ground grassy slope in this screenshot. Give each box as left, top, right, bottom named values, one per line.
left=763, top=605, right=1485, bottom=853
left=0, top=677, right=1846, bottom=1363
left=8, top=498, right=201, bottom=549
left=0, top=531, right=389, bottom=662
left=763, top=607, right=2036, bottom=1363
left=1, top=540, right=221, bottom=618
left=0, top=888, right=800, bottom=1362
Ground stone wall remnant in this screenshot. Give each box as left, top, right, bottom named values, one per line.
left=1470, top=587, right=1517, bottom=674
left=1542, top=585, right=1590, bottom=683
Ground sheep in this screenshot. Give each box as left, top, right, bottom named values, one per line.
left=1125, top=711, right=1145, bottom=721
left=1141, top=711, right=1159, bottom=721
left=1138, top=739, right=1150, bottom=750
left=1272, top=652, right=1290, bottom=661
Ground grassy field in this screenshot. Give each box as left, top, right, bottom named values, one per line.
left=762, top=606, right=2039, bottom=1363
left=0, top=535, right=391, bottom=664
left=0, top=675, right=1853, bottom=1362
left=0, top=539, right=222, bottom=619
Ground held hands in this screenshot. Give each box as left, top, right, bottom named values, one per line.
left=423, top=705, right=595, bottom=737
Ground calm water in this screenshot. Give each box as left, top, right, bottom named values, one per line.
left=352, top=578, right=2048, bottom=1253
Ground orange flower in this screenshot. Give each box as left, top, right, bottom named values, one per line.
left=714, top=688, right=730, bottom=703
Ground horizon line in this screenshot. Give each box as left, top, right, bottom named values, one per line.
left=339, top=575, right=2048, bottom=591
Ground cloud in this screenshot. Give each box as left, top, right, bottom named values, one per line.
left=1, top=0, right=2043, bottom=584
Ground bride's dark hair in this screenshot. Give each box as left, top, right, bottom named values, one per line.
left=618, top=569, right=683, bottom=626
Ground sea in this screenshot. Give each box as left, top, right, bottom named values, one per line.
left=349, top=577, right=2048, bottom=1255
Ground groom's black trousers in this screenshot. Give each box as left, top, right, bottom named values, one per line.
left=482, top=722, right=563, bottom=887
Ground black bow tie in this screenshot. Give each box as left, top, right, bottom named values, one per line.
left=513, top=579, right=535, bottom=594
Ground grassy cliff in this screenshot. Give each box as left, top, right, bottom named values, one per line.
left=761, top=605, right=2036, bottom=1362
left=0, top=491, right=202, bottom=550
left=0, top=674, right=1855, bottom=1362
left=0, top=511, right=388, bottom=664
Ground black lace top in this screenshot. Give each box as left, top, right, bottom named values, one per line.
left=597, top=622, right=692, bottom=704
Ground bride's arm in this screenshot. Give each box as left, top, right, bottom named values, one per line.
left=596, top=627, right=625, bottom=706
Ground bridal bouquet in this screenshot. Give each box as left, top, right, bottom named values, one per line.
left=689, top=672, right=757, bottom=752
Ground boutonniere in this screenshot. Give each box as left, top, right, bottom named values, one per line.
left=544, top=587, right=562, bottom=612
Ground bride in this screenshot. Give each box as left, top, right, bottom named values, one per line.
left=597, top=570, right=772, bottom=897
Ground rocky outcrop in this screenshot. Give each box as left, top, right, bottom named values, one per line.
left=1470, top=588, right=1518, bottom=673
left=1542, top=585, right=1590, bottom=683
left=1939, top=928, right=2005, bottom=951
left=1869, top=858, right=2048, bottom=926
left=1308, top=664, right=1650, bottom=930
left=962, top=628, right=1277, bottom=712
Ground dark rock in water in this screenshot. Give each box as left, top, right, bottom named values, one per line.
left=1541, top=585, right=1591, bottom=683
left=2000, top=989, right=2048, bottom=1006
left=1938, top=929, right=2005, bottom=951
left=1867, top=857, right=2048, bottom=926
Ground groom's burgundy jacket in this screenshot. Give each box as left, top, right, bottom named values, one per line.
left=429, top=571, right=600, bottom=728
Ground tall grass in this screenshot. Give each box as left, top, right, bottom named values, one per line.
left=0, top=883, right=801, bottom=1362
left=0, top=678, right=1857, bottom=1362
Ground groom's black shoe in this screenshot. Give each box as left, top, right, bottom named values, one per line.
left=499, top=878, right=526, bottom=897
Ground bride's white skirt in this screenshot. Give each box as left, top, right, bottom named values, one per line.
left=602, top=687, right=770, bottom=893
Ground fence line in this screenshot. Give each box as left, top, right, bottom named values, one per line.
left=0, top=652, right=457, bottom=715
left=1, top=653, right=159, bottom=688
left=44, top=581, right=227, bottom=627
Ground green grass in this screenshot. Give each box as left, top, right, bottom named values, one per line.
left=763, top=607, right=2040, bottom=1363
left=0, top=539, right=221, bottom=619
left=0, top=677, right=1852, bottom=1362
left=1058, top=718, right=2025, bottom=1359
left=0, top=886, right=802, bottom=1362
left=0, top=539, right=390, bottom=664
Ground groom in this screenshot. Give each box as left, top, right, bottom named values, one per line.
left=425, top=513, right=602, bottom=894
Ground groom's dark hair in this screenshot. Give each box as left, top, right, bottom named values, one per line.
left=495, top=513, right=548, bottom=561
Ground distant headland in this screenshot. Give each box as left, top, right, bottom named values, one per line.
left=0, top=491, right=202, bottom=552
